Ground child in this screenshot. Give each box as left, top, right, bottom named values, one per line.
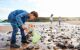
left=8, top=10, right=38, bottom=48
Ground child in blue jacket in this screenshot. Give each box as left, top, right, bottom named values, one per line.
left=8, top=10, right=38, bottom=48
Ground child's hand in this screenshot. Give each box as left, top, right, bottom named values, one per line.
left=22, top=24, right=34, bottom=33
left=28, top=24, right=34, bottom=28
left=22, top=24, right=27, bottom=30
left=22, top=25, right=30, bottom=33
left=25, top=29, right=30, bottom=33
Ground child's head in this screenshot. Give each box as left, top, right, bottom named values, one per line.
left=29, top=11, right=38, bottom=20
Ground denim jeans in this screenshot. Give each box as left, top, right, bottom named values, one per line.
left=10, top=22, right=26, bottom=44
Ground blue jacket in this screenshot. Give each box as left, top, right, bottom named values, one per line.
left=8, top=10, right=29, bottom=26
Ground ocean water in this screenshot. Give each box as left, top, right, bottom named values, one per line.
left=0, top=22, right=11, bottom=26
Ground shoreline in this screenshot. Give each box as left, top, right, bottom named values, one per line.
left=0, top=26, right=12, bottom=33
left=0, top=21, right=80, bottom=32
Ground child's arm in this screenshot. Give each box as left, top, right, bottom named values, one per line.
left=15, top=12, right=27, bottom=26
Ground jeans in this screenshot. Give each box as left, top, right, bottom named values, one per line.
left=10, top=23, right=26, bottom=44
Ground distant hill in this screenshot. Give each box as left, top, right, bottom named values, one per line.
left=0, top=19, right=3, bottom=23
left=2, top=19, right=9, bottom=22
left=1, top=17, right=80, bottom=22
left=1, top=17, right=61, bottom=22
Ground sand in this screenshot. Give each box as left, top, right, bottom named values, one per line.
left=0, top=26, right=12, bottom=33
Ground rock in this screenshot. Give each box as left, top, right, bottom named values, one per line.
left=67, top=44, right=74, bottom=49
left=56, top=43, right=67, bottom=49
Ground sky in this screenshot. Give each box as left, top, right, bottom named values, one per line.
left=0, top=0, right=80, bottom=20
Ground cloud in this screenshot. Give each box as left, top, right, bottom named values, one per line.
left=0, top=0, right=80, bottom=20
left=12, top=0, right=79, bottom=17
left=21, top=0, right=80, bottom=17
left=0, top=8, right=14, bottom=20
